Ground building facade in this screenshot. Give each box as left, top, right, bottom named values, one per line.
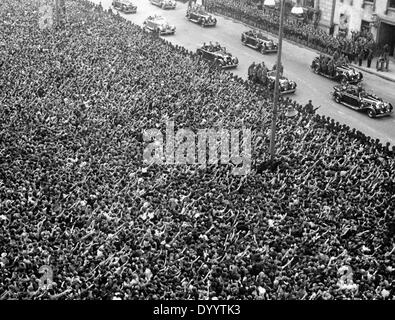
left=277, top=1, right=395, bottom=54
left=318, top=0, right=395, bottom=55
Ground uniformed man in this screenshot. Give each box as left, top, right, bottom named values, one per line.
left=303, top=100, right=315, bottom=114
left=327, top=58, right=335, bottom=77
left=248, top=62, right=256, bottom=81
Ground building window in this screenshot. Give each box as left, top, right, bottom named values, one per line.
left=362, top=1, right=374, bottom=9
left=389, top=0, right=395, bottom=8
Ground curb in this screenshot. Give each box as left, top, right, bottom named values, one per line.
left=351, top=64, right=395, bottom=83
left=212, top=10, right=395, bottom=83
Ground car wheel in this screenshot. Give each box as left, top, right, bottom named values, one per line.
left=313, top=66, right=319, bottom=74
left=367, top=109, right=376, bottom=118
left=334, top=95, right=340, bottom=103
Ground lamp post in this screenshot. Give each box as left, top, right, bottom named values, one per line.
left=263, top=0, right=275, bottom=7
left=269, top=0, right=285, bottom=161
left=263, top=0, right=275, bottom=14
left=291, top=2, right=304, bottom=15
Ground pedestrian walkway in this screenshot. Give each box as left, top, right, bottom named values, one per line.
left=352, top=57, right=395, bottom=83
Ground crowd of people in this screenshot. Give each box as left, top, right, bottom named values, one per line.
left=205, top=0, right=378, bottom=68
left=1, top=0, right=394, bottom=300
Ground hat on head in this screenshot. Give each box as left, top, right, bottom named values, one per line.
left=285, top=106, right=298, bottom=118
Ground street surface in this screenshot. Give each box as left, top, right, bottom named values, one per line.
left=94, top=0, right=395, bottom=145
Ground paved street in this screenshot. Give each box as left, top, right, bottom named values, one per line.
left=96, top=0, right=395, bottom=145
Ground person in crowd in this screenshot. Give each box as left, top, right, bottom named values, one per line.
left=248, top=61, right=256, bottom=80
left=303, top=99, right=315, bottom=114
left=366, top=48, right=374, bottom=68
left=358, top=49, right=364, bottom=67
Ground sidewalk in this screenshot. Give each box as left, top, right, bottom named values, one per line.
left=352, top=57, right=395, bottom=83
left=212, top=10, right=395, bottom=83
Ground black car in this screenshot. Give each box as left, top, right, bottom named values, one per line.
left=333, top=85, right=393, bottom=118
left=196, top=43, right=238, bottom=69
left=241, top=30, right=278, bottom=54
left=249, top=65, right=297, bottom=95
left=112, top=0, right=137, bottom=13
left=186, top=5, right=217, bottom=27
left=311, top=55, right=363, bottom=85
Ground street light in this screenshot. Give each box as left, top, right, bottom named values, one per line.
left=263, top=0, right=276, bottom=6
left=268, top=0, right=285, bottom=161
left=291, top=2, right=304, bottom=15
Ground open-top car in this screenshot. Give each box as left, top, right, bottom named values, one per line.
left=250, top=65, right=296, bottom=94
left=333, top=84, right=393, bottom=118
left=196, top=43, right=238, bottom=69
left=266, top=70, right=297, bottom=94
left=112, top=0, right=137, bottom=13
left=186, top=5, right=217, bottom=27
left=311, top=54, right=363, bottom=85
left=149, top=0, right=176, bottom=9
left=143, top=15, right=176, bottom=35
left=241, top=30, right=278, bottom=54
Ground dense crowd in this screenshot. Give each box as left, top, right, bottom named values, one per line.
left=0, top=0, right=394, bottom=300
left=205, top=0, right=377, bottom=65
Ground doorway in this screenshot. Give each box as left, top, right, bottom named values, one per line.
left=378, top=22, right=395, bottom=56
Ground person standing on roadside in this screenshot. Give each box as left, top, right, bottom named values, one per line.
left=366, top=48, right=373, bottom=68
left=383, top=44, right=390, bottom=71
left=358, top=49, right=364, bottom=67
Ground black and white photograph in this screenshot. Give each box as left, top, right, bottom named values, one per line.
left=0, top=0, right=394, bottom=306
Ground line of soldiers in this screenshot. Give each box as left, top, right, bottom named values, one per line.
left=316, top=53, right=349, bottom=76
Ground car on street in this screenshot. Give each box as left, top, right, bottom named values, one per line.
left=333, top=84, right=393, bottom=118
left=149, top=0, right=176, bottom=9
left=241, top=30, right=278, bottom=54
left=186, top=5, right=217, bottom=27
left=196, top=43, right=238, bottom=69
left=143, top=15, right=176, bottom=35
left=250, top=65, right=297, bottom=94
left=311, top=55, right=363, bottom=85
left=112, top=0, right=137, bottom=13
left=266, top=70, right=297, bottom=94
